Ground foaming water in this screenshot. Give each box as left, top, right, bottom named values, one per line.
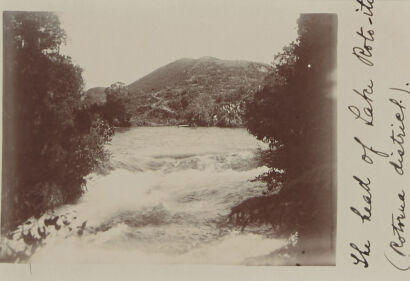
left=22, top=127, right=287, bottom=264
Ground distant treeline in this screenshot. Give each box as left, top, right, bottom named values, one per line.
left=230, top=14, right=337, bottom=257
left=86, top=84, right=254, bottom=128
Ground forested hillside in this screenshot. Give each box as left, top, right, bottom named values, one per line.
left=85, top=56, right=271, bottom=127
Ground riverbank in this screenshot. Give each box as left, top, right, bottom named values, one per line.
left=127, top=118, right=246, bottom=128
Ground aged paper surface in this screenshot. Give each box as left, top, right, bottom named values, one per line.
left=1, top=0, right=410, bottom=280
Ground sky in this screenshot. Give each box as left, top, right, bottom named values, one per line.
left=58, top=1, right=299, bottom=89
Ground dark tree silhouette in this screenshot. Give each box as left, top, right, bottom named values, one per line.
left=232, top=14, right=337, bottom=258
left=100, top=82, right=132, bottom=127
left=2, top=12, right=113, bottom=232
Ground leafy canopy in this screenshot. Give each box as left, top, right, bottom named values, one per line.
left=236, top=14, right=337, bottom=239
left=2, top=12, right=113, bottom=232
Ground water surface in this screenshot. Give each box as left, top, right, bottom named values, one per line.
left=23, top=127, right=287, bottom=263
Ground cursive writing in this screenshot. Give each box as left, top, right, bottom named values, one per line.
left=351, top=240, right=371, bottom=268
left=353, top=0, right=375, bottom=66
left=355, top=0, right=375, bottom=19
left=354, top=136, right=389, bottom=164
left=353, top=27, right=375, bottom=66
left=385, top=190, right=410, bottom=270
left=348, top=80, right=374, bottom=126
left=388, top=97, right=406, bottom=175
left=349, top=0, right=376, bottom=268
left=350, top=176, right=372, bottom=223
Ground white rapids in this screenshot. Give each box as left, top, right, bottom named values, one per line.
left=6, top=127, right=289, bottom=264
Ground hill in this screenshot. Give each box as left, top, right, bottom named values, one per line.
left=85, top=56, right=271, bottom=127
left=83, top=87, right=106, bottom=105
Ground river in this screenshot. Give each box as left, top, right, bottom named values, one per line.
left=6, top=127, right=289, bottom=264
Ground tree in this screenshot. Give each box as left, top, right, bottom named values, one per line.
left=184, top=94, right=215, bottom=126
left=100, top=82, right=132, bottom=127
left=237, top=14, right=337, bottom=247
left=2, top=12, right=113, bottom=232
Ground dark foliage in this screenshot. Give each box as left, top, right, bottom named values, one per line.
left=2, top=12, right=113, bottom=233
left=99, top=82, right=132, bottom=127
left=233, top=14, right=337, bottom=242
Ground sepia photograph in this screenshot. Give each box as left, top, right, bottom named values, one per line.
left=1, top=3, right=336, bottom=265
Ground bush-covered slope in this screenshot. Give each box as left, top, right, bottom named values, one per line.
left=86, top=56, right=271, bottom=127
